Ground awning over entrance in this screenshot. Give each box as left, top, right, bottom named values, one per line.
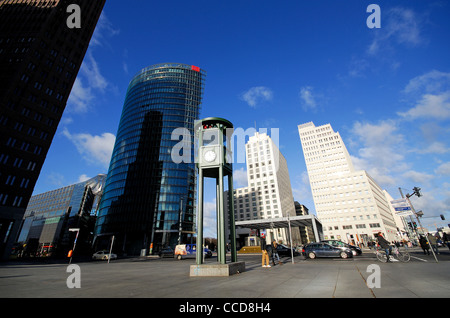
left=235, top=214, right=323, bottom=242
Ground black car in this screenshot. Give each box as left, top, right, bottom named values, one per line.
left=302, top=242, right=353, bottom=259
left=276, top=244, right=299, bottom=256
left=321, top=240, right=362, bottom=256
left=158, top=247, right=175, bottom=258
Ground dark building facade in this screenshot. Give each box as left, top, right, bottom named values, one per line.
left=0, top=0, right=106, bottom=259
left=94, top=63, right=205, bottom=256
left=294, top=201, right=315, bottom=244
left=17, top=174, right=106, bottom=257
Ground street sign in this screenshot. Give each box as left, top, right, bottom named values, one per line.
left=395, top=210, right=414, bottom=216
left=390, top=199, right=411, bottom=210
left=390, top=199, right=413, bottom=216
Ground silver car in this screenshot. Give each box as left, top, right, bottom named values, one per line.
left=92, top=250, right=117, bottom=260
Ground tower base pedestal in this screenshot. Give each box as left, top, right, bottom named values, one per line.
left=189, top=262, right=245, bottom=277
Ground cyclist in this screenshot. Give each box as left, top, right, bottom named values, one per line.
left=377, top=232, right=392, bottom=262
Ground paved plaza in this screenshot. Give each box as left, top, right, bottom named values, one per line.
left=1, top=247, right=449, bottom=300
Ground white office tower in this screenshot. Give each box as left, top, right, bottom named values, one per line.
left=227, top=132, right=301, bottom=246
left=298, top=122, right=399, bottom=244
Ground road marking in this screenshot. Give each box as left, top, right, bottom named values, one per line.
left=410, top=256, right=428, bottom=262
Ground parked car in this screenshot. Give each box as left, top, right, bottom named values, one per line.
left=174, top=244, right=212, bottom=260
left=321, top=240, right=362, bottom=256
left=302, top=243, right=353, bottom=259
left=92, top=250, right=117, bottom=260
left=158, top=247, right=175, bottom=258
left=276, top=244, right=299, bottom=256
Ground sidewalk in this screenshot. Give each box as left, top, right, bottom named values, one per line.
left=1, top=252, right=450, bottom=299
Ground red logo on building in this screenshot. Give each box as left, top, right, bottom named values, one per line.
left=191, top=65, right=200, bottom=72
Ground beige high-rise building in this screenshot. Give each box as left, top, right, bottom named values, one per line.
left=226, top=132, right=301, bottom=246
left=298, top=122, right=400, bottom=244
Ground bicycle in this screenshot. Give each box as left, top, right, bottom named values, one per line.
left=375, top=246, right=389, bottom=262
left=375, top=245, right=410, bottom=262
left=392, top=245, right=410, bottom=262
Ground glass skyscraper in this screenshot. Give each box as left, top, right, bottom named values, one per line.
left=0, top=0, right=105, bottom=259
left=94, top=63, right=206, bottom=256
left=17, top=174, right=106, bottom=257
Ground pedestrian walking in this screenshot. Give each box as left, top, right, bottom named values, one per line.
left=260, top=235, right=270, bottom=268
left=265, top=240, right=273, bottom=266
left=419, top=235, right=430, bottom=255
left=271, top=240, right=282, bottom=265
left=427, top=233, right=439, bottom=255
left=443, top=232, right=450, bottom=250
left=376, top=232, right=392, bottom=262
left=402, top=238, right=410, bottom=250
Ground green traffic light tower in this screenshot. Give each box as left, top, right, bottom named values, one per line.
left=194, top=117, right=237, bottom=265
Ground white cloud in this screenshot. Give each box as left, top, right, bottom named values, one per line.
left=90, top=12, right=120, bottom=48
left=203, top=199, right=217, bottom=238
left=367, top=7, right=423, bottom=56
left=395, top=71, right=450, bottom=156
left=348, top=58, right=369, bottom=78
left=66, top=52, right=109, bottom=113
left=233, top=167, right=248, bottom=188
left=63, top=128, right=115, bottom=169
left=414, top=141, right=449, bottom=154
left=349, top=120, right=408, bottom=186
left=436, top=162, right=450, bottom=176
left=403, top=70, right=450, bottom=95
left=291, top=171, right=312, bottom=203
left=401, top=170, right=434, bottom=184
left=408, top=191, right=450, bottom=223
left=341, top=70, right=450, bottom=224
left=81, top=51, right=108, bottom=91
left=398, top=70, right=450, bottom=120
left=66, top=78, right=90, bottom=113
left=299, top=86, right=317, bottom=111
left=47, top=172, right=65, bottom=188
left=66, top=12, right=118, bottom=114
left=241, top=86, right=273, bottom=107
left=78, top=174, right=90, bottom=183
left=398, top=92, right=450, bottom=120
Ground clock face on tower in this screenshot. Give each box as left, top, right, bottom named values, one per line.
left=204, top=150, right=216, bottom=162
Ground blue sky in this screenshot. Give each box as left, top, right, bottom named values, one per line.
left=33, top=0, right=450, bottom=237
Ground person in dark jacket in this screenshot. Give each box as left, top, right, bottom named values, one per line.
left=419, top=235, right=430, bottom=255
left=443, top=232, right=450, bottom=250
left=271, top=240, right=282, bottom=266
left=376, top=232, right=392, bottom=262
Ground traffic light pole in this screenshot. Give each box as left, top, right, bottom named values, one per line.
left=398, top=188, right=418, bottom=242
left=405, top=194, right=438, bottom=263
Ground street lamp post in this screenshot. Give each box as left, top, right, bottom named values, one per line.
left=68, top=228, right=80, bottom=264
left=287, top=214, right=294, bottom=264
left=108, top=235, right=115, bottom=264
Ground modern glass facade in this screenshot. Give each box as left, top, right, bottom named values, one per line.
left=17, top=174, right=106, bottom=257
left=94, top=63, right=206, bottom=256
left=0, top=0, right=105, bottom=259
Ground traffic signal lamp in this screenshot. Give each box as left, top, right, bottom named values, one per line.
left=413, top=222, right=417, bottom=229
left=413, top=187, right=422, bottom=197
left=440, top=214, right=445, bottom=220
